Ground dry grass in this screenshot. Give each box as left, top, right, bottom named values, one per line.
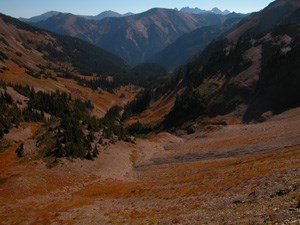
left=75, top=180, right=146, bottom=199
left=126, top=90, right=178, bottom=126
left=1, top=141, right=299, bottom=224
left=0, top=66, right=138, bottom=118
left=0, top=62, right=68, bottom=92
left=1, top=105, right=300, bottom=224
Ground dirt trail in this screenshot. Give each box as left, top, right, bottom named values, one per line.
left=0, top=108, right=300, bottom=224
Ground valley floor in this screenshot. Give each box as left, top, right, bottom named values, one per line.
left=1, top=108, right=300, bottom=224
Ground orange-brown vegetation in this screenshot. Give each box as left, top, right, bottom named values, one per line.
left=0, top=15, right=138, bottom=120
left=1, top=108, right=300, bottom=224
left=126, top=89, right=182, bottom=126
left=0, top=64, right=138, bottom=118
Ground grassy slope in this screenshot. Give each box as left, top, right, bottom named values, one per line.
left=0, top=13, right=137, bottom=116
left=0, top=107, right=299, bottom=224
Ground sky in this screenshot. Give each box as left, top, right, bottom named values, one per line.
left=0, top=0, right=274, bottom=18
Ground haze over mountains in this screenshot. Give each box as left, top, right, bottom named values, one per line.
left=180, top=7, right=231, bottom=15
left=19, top=7, right=233, bottom=23
left=1, top=0, right=300, bottom=223
left=148, top=15, right=243, bottom=69
left=30, top=9, right=242, bottom=65
left=19, top=10, right=135, bottom=23
left=0, top=13, right=129, bottom=76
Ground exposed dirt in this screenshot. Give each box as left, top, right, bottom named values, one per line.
left=1, top=108, right=300, bottom=224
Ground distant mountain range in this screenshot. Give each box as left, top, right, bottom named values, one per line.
left=148, top=13, right=245, bottom=69
left=180, top=7, right=232, bottom=15
left=19, top=10, right=135, bottom=23
left=19, top=7, right=235, bottom=23
left=18, top=7, right=243, bottom=66
left=81, top=11, right=134, bottom=21
left=31, top=8, right=235, bottom=65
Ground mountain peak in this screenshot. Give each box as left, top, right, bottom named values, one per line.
left=33, top=8, right=227, bottom=65
left=92, top=10, right=122, bottom=20
left=19, top=11, right=63, bottom=23
left=211, top=7, right=223, bottom=14
left=180, top=7, right=233, bottom=15
left=180, top=7, right=209, bottom=14
left=223, top=9, right=231, bottom=15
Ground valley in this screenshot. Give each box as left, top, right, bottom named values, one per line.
left=0, top=0, right=300, bottom=224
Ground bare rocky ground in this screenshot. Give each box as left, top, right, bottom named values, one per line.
left=0, top=108, right=300, bottom=224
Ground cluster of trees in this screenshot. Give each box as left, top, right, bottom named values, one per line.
left=56, top=63, right=169, bottom=93
left=0, top=88, right=20, bottom=138
left=0, top=82, right=134, bottom=159
left=0, top=51, right=8, bottom=62
left=122, top=90, right=152, bottom=121
left=49, top=103, right=131, bottom=159
left=0, top=82, right=45, bottom=138
left=163, top=37, right=255, bottom=127
left=126, top=121, right=153, bottom=136
left=244, top=24, right=300, bottom=121
left=129, top=63, right=168, bottom=88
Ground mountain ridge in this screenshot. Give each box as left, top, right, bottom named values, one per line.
left=165, top=0, right=300, bottom=125
left=19, top=6, right=237, bottom=23
left=19, top=10, right=135, bottom=23
left=32, top=8, right=229, bottom=65
left=148, top=15, right=244, bottom=69
left=226, top=0, right=300, bottom=40
left=0, top=13, right=129, bottom=80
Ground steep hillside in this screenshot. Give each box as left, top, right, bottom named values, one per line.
left=226, top=0, right=300, bottom=40
left=149, top=16, right=243, bottom=70
left=0, top=13, right=141, bottom=161
left=0, top=13, right=136, bottom=114
left=162, top=1, right=300, bottom=127
left=124, top=0, right=300, bottom=128
left=0, top=13, right=129, bottom=77
left=33, top=8, right=228, bottom=65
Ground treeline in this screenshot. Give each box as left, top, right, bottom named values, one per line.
left=57, top=72, right=121, bottom=93
left=57, top=63, right=169, bottom=93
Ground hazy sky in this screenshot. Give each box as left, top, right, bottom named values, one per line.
left=0, top=0, right=274, bottom=18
